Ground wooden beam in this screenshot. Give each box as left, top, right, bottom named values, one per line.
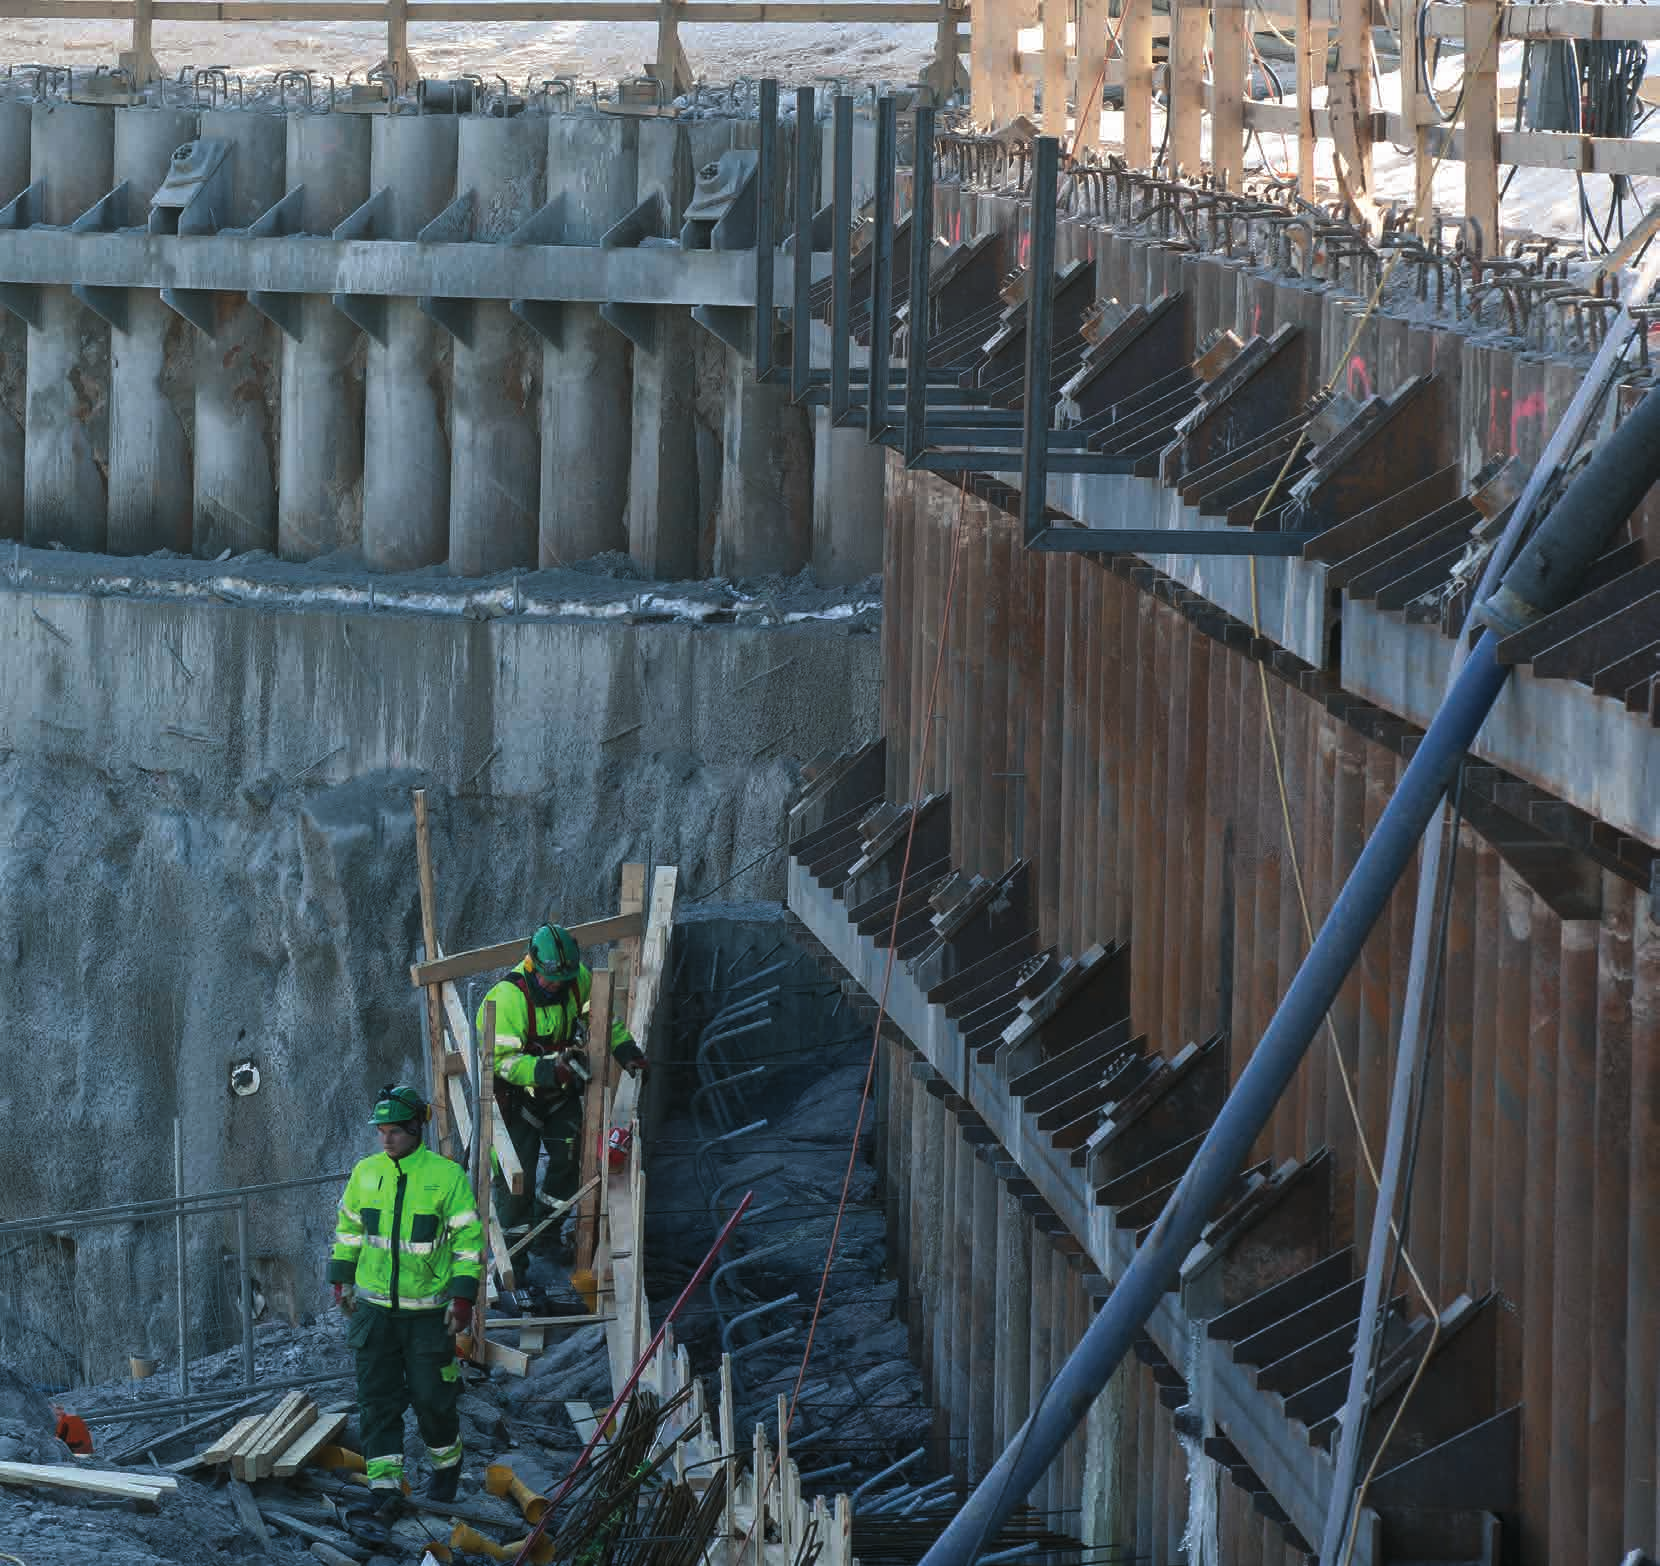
left=384, top=0, right=414, bottom=87
left=455, top=1334, right=531, bottom=1376
left=511, top=1175, right=602, bottom=1261
left=0, top=1462, right=176, bottom=1501
left=575, top=965, right=613, bottom=1276
left=411, top=789, right=454, bottom=1158
left=272, top=1408, right=351, bottom=1477
left=1211, top=0, right=1247, bottom=185
left=1122, top=0, right=1154, bottom=166
left=1329, top=0, right=1374, bottom=221
left=1296, top=0, right=1327, bottom=198
left=1042, top=0, right=1068, bottom=135
left=408, top=910, right=644, bottom=989
left=1464, top=0, right=1501, bottom=247
left=1074, top=0, right=1110, bottom=151
left=1168, top=0, right=1206, bottom=172
left=473, top=1001, right=497, bottom=1338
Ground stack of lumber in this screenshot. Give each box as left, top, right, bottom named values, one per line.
left=0, top=1461, right=177, bottom=1505
left=196, top=1394, right=350, bottom=1481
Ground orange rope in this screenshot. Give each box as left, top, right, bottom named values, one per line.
left=737, top=477, right=973, bottom=1559
left=1068, top=6, right=1130, bottom=164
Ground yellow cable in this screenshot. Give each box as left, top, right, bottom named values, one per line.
left=0, top=1552, right=28, bottom=1565
left=1233, top=8, right=1507, bottom=1558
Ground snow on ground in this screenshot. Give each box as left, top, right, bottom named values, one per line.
left=3, top=16, right=939, bottom=92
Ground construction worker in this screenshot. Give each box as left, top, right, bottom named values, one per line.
left=476, top=922, right=649, bottom=1240
left=328, top=1084, right=483, bottom=1509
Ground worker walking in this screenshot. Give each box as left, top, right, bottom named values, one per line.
left=476, top=922, right=649, bottom=1242
left=329, top=1084, right=483, bottom=1510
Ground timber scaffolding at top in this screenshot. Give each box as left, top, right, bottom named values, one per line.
left=968, top=0, right=1660, bottom=252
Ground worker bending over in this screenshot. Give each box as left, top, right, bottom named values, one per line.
left=476, top=922, right=648, bottom=1241
left=329, top=1084, right=482, bottom=1510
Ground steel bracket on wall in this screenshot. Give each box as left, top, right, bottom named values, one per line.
left=416, top=190, right=478, bottom=346
left=0, top=182, right=45, bottom=328
left=331, top=186, right=392, bottom=343
left=245, top=186, right=308, bottom=340
left=506, top=193, right=568, bottom=346
left=152, top=138, right=234, bottom=339
left=68, top=181, right=132, bottom=333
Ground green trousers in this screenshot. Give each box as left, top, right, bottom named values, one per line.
left=347, top=1302, right=462, bottom=1487
left=495, top=1090, right=585, bottom=1234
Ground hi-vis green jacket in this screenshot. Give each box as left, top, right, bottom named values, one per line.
left=327, top=1144, right=483, bottom=1311
left=476, top=959, right=638, bottom=1099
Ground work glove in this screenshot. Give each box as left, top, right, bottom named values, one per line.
left=614, top=1039, right=650, bottom=1082
left=333, top=1283, right=357, bottom=1317
left=443, top=1297, right=473, bottom=1336
left=532, top=1050, right=586, bottom=1092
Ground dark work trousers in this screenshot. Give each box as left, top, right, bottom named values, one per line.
left=494, top=1088, right=585, bottom=1234
left=348, top=1302, right=462, bottom=1486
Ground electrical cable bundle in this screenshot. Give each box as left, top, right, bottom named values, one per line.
left=1505, top=19, right=1652, bottom=251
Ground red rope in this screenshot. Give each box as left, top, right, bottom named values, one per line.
left=736, top=478, right=973, bottom=1560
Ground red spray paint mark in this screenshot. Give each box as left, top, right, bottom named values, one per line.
left=1346, top=355, right=1373, bottom=402
left=1511, top=390, right=1546, bottom=455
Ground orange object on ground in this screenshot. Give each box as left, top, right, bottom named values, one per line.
left=53, top=1409, right=92, bottom=1455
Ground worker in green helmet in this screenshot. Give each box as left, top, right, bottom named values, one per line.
left=475, top=922, right=648, bottom=1239
left=328, top=1083, right=483, bottom=1510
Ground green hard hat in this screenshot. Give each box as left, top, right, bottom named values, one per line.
left=528, top=923, right=581, bottom=984
left=369, top=1083, right=429, bottom=1128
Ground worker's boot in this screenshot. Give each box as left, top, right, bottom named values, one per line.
left=427, top=1464, right=461, bottom=1504
left=370, top=1487, right=406, bottom=1525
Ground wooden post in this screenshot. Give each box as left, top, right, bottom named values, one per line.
left=1074, top=0, right=1110, bottom=151
left=1295, top=0, right=1326, bottom=198
left=411, top=789, right=454, bottom=1159
left=1168, top=0, right=1207, bottom=173
left=121, top=0, right=159, bottom=85
left=385, top=0, right=415, bottom=92
left=1122, top=0, right=1154, bottom=167
left=1463, top=0, right=1500, bottom=251
left=1211, top=0, right=1247, bottom=186
left=1042, top=0, right=1068, bottom=136
left=653, top=0, right=692, bottom=96
left=1329, top=0, right=1374, bottom=221
left=1400, top=0, right=1432, bottom=229
left=574, top=964, right=612, bottom=1276
left=474, top=1001, right=497, bottom=1326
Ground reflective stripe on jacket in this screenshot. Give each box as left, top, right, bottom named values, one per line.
left=476, top=959, right=634, bottom=1094
left=327, top=1144, right=482, bottom=1311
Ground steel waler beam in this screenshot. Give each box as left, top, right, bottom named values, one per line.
left=755, top=77, right=778, bottom=384
left=791, top=84, right=817, bottom=404
left=903, top=104, right=936, bottom=466
left=830, top=93, right=855, bottom=427
left=917, top=380, right=1660, bottom=1566
left=1018, top=135, right=1059, bottom=545
left=866, top=96, right=897, bottom=442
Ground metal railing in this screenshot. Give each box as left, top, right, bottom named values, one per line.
left=0, top=1148, right=348, bottom=1408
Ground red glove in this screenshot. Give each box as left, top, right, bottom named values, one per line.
left=333, top=1283, right=357, bottom=1316
left=444, top=1297, right=473, bottom=1335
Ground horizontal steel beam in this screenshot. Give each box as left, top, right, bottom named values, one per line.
left=1032, top=525, right=1323, bottom=556
left=0, top=232, right=827, bottom=307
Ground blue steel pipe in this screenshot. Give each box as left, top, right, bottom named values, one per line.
left=918, top=629, right=1512, bottom=1566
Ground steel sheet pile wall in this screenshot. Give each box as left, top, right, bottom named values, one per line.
left=873, top=464, right=1660, bottom=1565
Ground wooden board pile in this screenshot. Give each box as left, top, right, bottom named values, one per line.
left=194, top=1393, right=350, bottom=1482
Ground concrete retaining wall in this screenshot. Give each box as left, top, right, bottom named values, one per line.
left=0, top=564, right=878, bottom=1380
